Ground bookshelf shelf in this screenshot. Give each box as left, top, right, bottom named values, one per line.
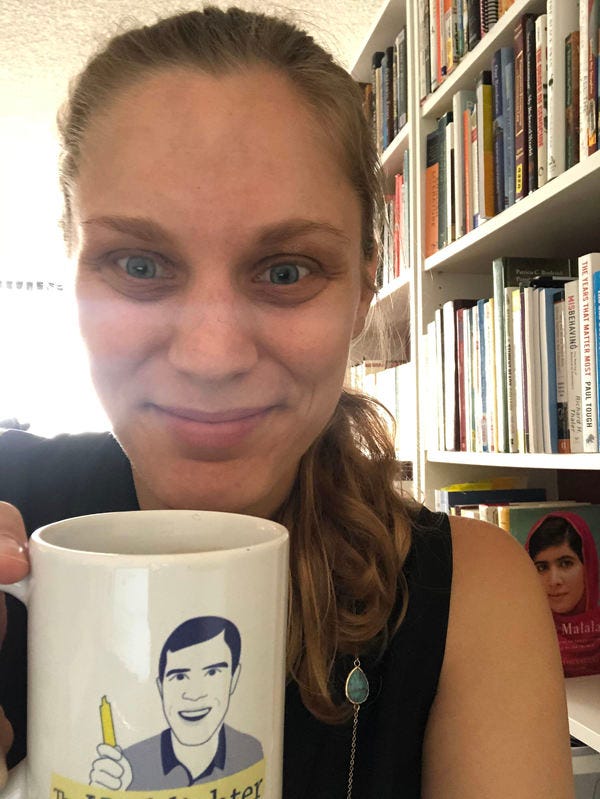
left=381, top=123, right=410, bottom=179
left=424, top=150, right=600, bottom=273
left=427, top=450, right=600, bottom=470
left=566, top=676, right=600, bottom=754
left=421, top=0, right=547, bottom=120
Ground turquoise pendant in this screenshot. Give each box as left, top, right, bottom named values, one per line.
left=345, top=660, right=369, bottom=705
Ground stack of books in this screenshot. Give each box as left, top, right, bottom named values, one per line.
left=425, top=252, right=600, bottom=454
left=424, top=1, right=599, bottom=256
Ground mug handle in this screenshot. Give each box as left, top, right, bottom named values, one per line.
left=0, top=579, right=31, bottom=799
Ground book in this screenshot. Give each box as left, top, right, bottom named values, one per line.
left=480, top=0, right=499, bottom=36
left=538, top=287, right=563, bottom=453
left=443, top=299, right=478, bottom=450
left=452, top=90, right=476, bottom=237
left=437, top=111, right=453, bottom=248
left=491, top=49, right=505, bottom=213
left=553, top=291, right=570, bottom=453
left=395, top=28, right=408, bottom=132
left=456, top=307, right=469, bottom=450
left=425, top=128, right=442, bottom=257
left=485, top=297, right=498, bottom=451
left=594, top=270, right=600, bottom=433
left=501, top=47, right=516, bottom=207
left=525, top=14, right=538, bottom=194
left=444, top=0, right=458, bottom=74
left=547, top=0, right=579, bottom=179
left=565, top=279, right=584, bottom=452
left=492, top=256, right=576, bottom=452
left=430, top=0, right=440, bottom=92
left=476, top=299, right=488, bottom=451
left=445, top=118, right=456, bottom=244
left=470, top=106, right=480, bottom=228
left=508, top=505, right=600, bottom=678
left=505, top=286, right=518, bottom=451
left=536, top=15, right=549, bottom=188
left=435, top=308, right=446, bottom=449
left=476, top=70, right=495, bottom=220
left=371, top=51, right=384, bottom=152
left=578, top=253, right=600, bottom=452
left=522, top=286, right=541, bottom=451
left=419, top=0, right=432, bottom=99
left=566, top=31, right=581, bottom=170
left=514, top=15, right=536, bottom=200
left=435, top=486, right=546, bottom=513
left=512, top=288, right=526, bottom=452
left=587, top=0, right=599, bottom=154
left=467, top=0, right=481, bottom=51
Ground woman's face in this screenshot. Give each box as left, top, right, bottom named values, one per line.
left=72, top=67, right=373, bottom=517
left=533, top=543, right=586, bottom=614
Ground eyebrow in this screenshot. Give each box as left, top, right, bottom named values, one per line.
left=203, top=661, right=228, bottom=671
left=81, top=215, right=352, bottom=249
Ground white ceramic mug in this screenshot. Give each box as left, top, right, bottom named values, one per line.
left=0, top=510, right=289, bottom=799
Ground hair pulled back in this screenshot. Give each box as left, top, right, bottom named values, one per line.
left=57, top=5, right=413, bottom=723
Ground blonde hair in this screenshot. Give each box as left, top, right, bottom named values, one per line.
left=57, top=5, right=414, bottom=723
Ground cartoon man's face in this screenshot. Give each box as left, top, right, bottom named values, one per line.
left=157, top=631, right=240, bottom=747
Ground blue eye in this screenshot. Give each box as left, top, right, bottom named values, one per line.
left=118, top=255, right=158, bottom=279
left=260, top=263, right=310, bottom=285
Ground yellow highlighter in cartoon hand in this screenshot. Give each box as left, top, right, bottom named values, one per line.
left=99, top=695, right=117, bottom=747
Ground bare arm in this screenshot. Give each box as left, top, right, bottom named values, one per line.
left=0, top=501, right=29, bottom=785
left=422, top=516, right=575, bottom=799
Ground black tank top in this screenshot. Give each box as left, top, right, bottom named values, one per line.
left=0, top=430, right=452, bottom=797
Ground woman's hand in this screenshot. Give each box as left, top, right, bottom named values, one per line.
left=0, top=501, right=29, bottom=784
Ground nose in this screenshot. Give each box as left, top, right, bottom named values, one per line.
left=167, top=278, right=259, bottom=383
left=547, top=566, right=564, bottom=587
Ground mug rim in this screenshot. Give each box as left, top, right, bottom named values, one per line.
left=31, top=509, right=289, bottom=558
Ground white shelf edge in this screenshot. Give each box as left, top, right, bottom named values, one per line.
left=426, top=450, right=600, bottom=470
left=424, top=150, right=600, bottom=272
left=566, top=676, right=600, bottom=754
left=373, top=270, right=411, bottom=305
left=381, top=123, right=410, bottom=174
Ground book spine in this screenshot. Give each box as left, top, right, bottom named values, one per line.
left=443, top=301, right=458, bottom=450
left=464, top=309, right=474, bottom=450
left=397, top=29, right=408, bottom=130
left=439, top=0, right=447, bottom=84
left=505, top=286, right=518, bottom=452
left=472, top=304, right=483, bottom=450
left=554, top=293, right=570, bottom=453
left=485, top=297, right=497, bottom=451
left=445, top=0, right=458, bottom=74
left=468, top=0, right=481, bottom=51
left=392, top=41, right=399, bottom=138
left=419, top=0, right=432, bottom=99
left=471, top=107, right=480, bottom=227
left=438, top=114, right=450, bottom=249
left=385, top=46, right=395, bottom=147
left=536, top=15, right=548, bottom=188
left=457, top=0, right=466, bottom=59
left=476, top=70, right=495, bottom=219
left=588, top=0, right=599, bottom=154
left=578, top=253, right=600, bottom=451
left=594, top=270, right=600, bottom=427
left=446, top=120, right=456, bottom=244
left=492, top=50, right=505, bottom=213
left=525, top=14, right=538, bottom=193
left=566, top=32, right=581, bottom=170
left=457, top=308, right=468, bottom=450
left=464, top=107, right=473, bottom=232
left=430, top=0, right=439, bottom=92
left=434, top=308, right=446, bottom=449
left=492, top=258, right=507, bottom=451
left=580, top=0, right=590, bottom=161
left=501, top=48, right=516, bottom=207
left=547, top=0, right=579, bottom=179
left=565, top=279, right=584, bottom=452
left=514, top=17, right=528, bottom=200
left=394, top=174, right=402, bottom=278
left=425, top=129, right=441, bottom=257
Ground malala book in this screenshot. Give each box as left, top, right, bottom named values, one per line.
left=508, top=504, right=600, bottom=678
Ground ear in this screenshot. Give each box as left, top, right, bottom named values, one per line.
left=352, top=253, right=377, bottom=338
left=156, top=676, right=163, bottom=699
left=229, top=662, right=242, bottom=696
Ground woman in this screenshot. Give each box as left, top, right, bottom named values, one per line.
left=0, top=7, right=574, bottom=797
left=527, top=511, right=600, bottom=677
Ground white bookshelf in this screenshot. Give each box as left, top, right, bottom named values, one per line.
left=566, top=676, right=600, bottom=753
left=353, top=0, right=600, bottom=754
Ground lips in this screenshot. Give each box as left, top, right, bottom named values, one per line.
left=150, top=403, right=276, bottom=452
left=178, top=708, right=211, bottom=722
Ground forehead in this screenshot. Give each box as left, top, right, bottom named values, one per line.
left=165, top=631, right=232, bottom=669
left=73, top=67, right=359, bottom=240
left=535, top=543, right=578, bottom=561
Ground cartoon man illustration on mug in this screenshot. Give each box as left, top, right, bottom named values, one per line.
left=89, top=616, right=264, bottom=790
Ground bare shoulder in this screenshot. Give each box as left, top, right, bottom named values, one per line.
left=420, top=515, right=575, bottom=799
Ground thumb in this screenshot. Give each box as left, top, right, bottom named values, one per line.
left=0, top=707, right=14, bottom=788
left=0, top=503, right=29, bottom=583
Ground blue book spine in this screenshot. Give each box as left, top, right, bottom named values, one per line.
left=594, top=270, right=600, bottom=426
left=477, top=299, right=488, bottom=452
left=456, top=0, right=465, bottom=59
left=492, top=49, right=505, bottom=214
left=501, top=46, right=515, bottom=207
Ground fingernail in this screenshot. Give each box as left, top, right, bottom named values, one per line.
left=0, top=534, right=27, bottom=564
